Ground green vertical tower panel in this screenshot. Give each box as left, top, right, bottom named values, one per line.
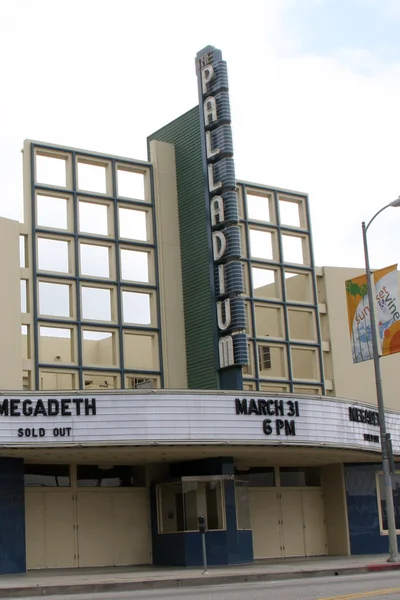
left=148, top=107, right=219, bottom=389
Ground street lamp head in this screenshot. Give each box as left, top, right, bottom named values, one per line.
left=390, top=196, right=400, bottom=208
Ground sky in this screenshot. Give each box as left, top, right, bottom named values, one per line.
left=1, top=0, right=400, bottom=270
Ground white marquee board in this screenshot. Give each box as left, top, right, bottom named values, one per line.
left=0, top=392, right=396, bottom=454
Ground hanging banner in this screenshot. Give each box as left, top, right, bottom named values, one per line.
left=346, top=264, right=400, bottom=363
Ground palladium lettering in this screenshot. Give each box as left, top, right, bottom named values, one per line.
left=197, top=46, right=248, bottom=370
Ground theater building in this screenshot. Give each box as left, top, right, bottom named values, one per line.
left=0, top=46, right=398, bottom=574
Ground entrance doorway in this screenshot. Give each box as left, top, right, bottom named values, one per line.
left=24, top=464, right=151, bottom=569
left=241, top=466, right=327, bottom=559
left=249, top=488, right=327, bottom=559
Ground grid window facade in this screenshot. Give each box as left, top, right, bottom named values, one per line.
left=238, top=183, right=324, bottom=394
left=24, top=143, right=163, bottom=391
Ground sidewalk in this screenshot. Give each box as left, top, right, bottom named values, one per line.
left=1, top=554, right=400, bottom=598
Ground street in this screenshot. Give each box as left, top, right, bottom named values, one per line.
left=21, top=571, right=400, bottom=600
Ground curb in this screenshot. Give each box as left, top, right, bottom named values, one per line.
left=367, top=562, right=400, bottom=572
left=0, top=565, right=371, bottom=598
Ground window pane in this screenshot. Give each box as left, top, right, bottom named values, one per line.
left=79, top=201, right=109, bottom=235
left=20, top=236, right=26, bottom=268
left=252, top=267, right=280, bottom=299
left=124, top=333, right=157, bottom=370
left=288, top=309, right=316, bottom=341
left=82, top=287, right=111, bottom=321
left=120, top=249, right=149, bottom=282
left=183, top=483, right=198, bottom=531
left=25, top=464, right=70, bottom=487
left=119, top=208, right=147, bottom=241
left=39, top=282, right=70, bottom=317
left=38, top=238, right=69, bottom=273
left=126, top=376, right=157, bottom=389
left=40, top=371, right=76, bottom=390
left=84, top=373, right=117, bottom=389
left=258, top=344, right=286, bottom=377
left=21, top=280, right=27, bottom=313
left=279, top=199, right=300, bottom=227
left=80, top=244, right=110, bottom=278
left=291, top=347, right=319, bottom=380
left=255, top=304, right=284, bottom=338
left=285, top=270, right=313, bottom=303
left=77, top=465, right=144, bottom=487
left=249, top=229, right=273, bottom=260
left=258, top=345, right=271, bottom=371
left=205, top=482, right=224, bottom=530
left=378, top=474, right=400, bottom=531
left=282, top=235, right=304, bottom=264
left=21, top=325, right=29, bottom=359
left=236, top=468, right=275, bottom=487
left=36, top=155, right=67, bottom=187
left=157, top=483, right=184, bottom=533
left=117, top=168, right=145, bottom=200
left=77, top=161, right=107, bottom=194
left=235, top=481, right=251, bottom=530
left=157, top=481, right=224, bottom=534
left=122, top=291, right=151, bottom=324
left=83, top=330, right=116, bottom=366
left=247, top=193, right=270, bottom=222
left=37, top=195, right=68, bottom=229
left=280, top=467, right=321, bottom=487
left=39, top=326, right=73, bottom=363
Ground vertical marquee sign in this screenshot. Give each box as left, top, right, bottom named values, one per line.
left=196, top=46, right=248, bottom=388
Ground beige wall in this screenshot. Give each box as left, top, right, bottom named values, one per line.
left=39, top=335, right=117, bottom=367
left=39, top=336, right=73, bottom=364
left=321, top=464, right=350, bottom=555
left=254, top=304, right=284, bottom=338
left=285, top=271, right=314, bottom=303
left=291, top=347, right=319, bottom=381
left=288, top=309, right=316, bottom=341
left=0, top=218, right=23, bottom=389
left=40, top=372, right=76, bottom=391
left=149, top=140, right=187, bottom=389
left=97, top=335, right=114, bottom=366
left=252, top=271, right=313, bottom=304
left=124, top=333, right=157, bottom=370
left=83, top=335, right=115, bottom=367
left=319, top=266, right=400, bottom=409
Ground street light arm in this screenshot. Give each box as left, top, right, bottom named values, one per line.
left=366, top=203, right=395, bottom=232
left=365, top=196, right=400, bottom=231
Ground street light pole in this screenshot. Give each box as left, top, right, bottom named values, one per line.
left=362, top=196, right=400, bottom=562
